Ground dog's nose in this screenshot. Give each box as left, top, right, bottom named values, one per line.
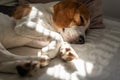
left=70, top=35, right=85, bottom=44
left=78, top=35, right=85, bottom=44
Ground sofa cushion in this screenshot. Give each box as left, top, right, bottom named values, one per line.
left=18, top=0, right=50, bottom=4
left=0, top=0, right=18, bottom=6
left=78, top=0, right=104, bottom=29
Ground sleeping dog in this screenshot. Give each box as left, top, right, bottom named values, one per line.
left=0, top=0, right=90, bottom=76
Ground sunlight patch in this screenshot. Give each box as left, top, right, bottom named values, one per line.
left=72, top=59, right=86, bottom=77
left=71, top=59, right=94, bottom=77
left=86, top=62, right=94, bottom=74
left=47, top=59, right=94, bottom=79
left=47, top=64, right=70, bottom=80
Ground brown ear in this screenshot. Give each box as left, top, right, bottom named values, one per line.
left=12, top=4, right=32, bottom=19
left=53, top=0, right=79, bottom=28
left=78, top=3, right=89, bottom=26
left=54, top=0, right=75, bottom=11
left=53, top=1, right=68, bottom=28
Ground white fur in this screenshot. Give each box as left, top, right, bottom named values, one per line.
left=0, top=1, right=78, bottom=66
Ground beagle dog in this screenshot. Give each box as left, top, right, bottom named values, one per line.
left=0, top=0, right=90, bottom=76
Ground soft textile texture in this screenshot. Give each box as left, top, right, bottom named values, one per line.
left=78, top=0, right=104, bottom=29
left=0, top=5, right=16, bottom=16
left=0, top=0, right=18, bottom=16
left=19, top=0, right=51, bottom=4
left=18, top=0, right=104, bottom=29
left=0, top=0, right=18, bottom=6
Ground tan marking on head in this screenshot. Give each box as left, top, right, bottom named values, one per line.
left=12, top=4, right=32, bottom=19
left=53, top=0, right=89, bottom=29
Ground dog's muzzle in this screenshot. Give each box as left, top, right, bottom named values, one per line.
left=71, top=35, right=85, bottom=44
left=61, top=26, right=86, bottom=44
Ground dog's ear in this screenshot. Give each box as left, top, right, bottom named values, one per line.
left=78, top=3, right=89, bottom=26
left=12, top=4, right=32, bottom=19
left=53, top=1, right=68, bottom=28
left=70, top=2, right=89, bottom=26
left=53, top=0, right=79, bottom=28
left=53, top=1, right=89, bottom=29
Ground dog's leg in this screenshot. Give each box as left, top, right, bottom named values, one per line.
left=15, top=19, right=64, bottom=59
left=0, top=43, right=44, bottom=62
left=16, top=54, right=50, bottom=77
left=0, top=42, right=51, bottom=76
left=40, top=31, right=64, bottom=58
left=40, top=31, right=79, bottom=61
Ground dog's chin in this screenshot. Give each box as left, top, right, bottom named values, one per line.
left=60, top=28, right=85, bottom=44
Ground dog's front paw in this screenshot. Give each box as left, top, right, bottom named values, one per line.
left=16, top=55, right=50, bottom=77
left=59, top=42, right=79, bottom=61
left=16, top=61, right=39, bottom=77
left=39, top=55, right=50, bottom=68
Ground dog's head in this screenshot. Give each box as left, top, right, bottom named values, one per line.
left=53, top=0, right=90, bottom=44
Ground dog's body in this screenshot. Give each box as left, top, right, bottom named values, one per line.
left=0, top=13, right=31, bottom=49
left=0, top=2, right=57, bottom=49
left=0, top=0, right=90, bottom=76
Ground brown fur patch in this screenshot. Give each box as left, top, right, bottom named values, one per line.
left=12, top=4, right=32, bottom=19
left=53, top=0, right=89, bottom=29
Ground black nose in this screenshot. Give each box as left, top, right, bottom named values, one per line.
left=73, top=35, right=85, bottom=44
left=70, top=35, right=85, bottom=44
left=78, top=35, right=85, bottom=44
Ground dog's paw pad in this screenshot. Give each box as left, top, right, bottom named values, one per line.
left=60, top=49, right=77, bottom=61
left=59, top=42, right=78, bottom=61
